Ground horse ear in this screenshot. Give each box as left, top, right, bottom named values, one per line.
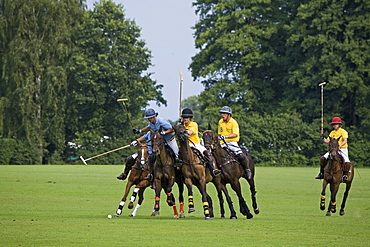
left=208, top=123, right=211, bottom=130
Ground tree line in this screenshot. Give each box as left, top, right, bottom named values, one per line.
left=1, top=0, right=369, bottom=166
left=188, top=0, right=369, bottom=167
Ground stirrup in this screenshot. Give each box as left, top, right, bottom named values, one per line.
left=212, top=169, right=221, bottom=177
left=315, top=173, right=323, bottom=179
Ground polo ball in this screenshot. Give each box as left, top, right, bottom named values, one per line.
left=107, top=214, right=112, bottom=219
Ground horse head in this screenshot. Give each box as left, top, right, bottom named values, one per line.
left=173, top=124, right=189, bottom=143
left=202, top=124, right=218, bottom=151
left=137, top=145, right=149, bottom=169
left=328, top=137, right=340, bottom=160
left=150, top=127, right=164, bottom=156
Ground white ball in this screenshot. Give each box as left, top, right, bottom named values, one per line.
left=107, top=214, right=112, bottom=218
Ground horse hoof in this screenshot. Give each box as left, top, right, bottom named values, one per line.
left=205, top=216, right=212, bottom=220
left=326, top=212, right=331, bottom=216
left=114, top=214, right=120, bottom=217
left=254, top=208, right=260, bottom=214
left=340, top=210, right=345, bottom=216
left=173, top=215, right=179, bottom=219
left=230, top=216, right=237, bottom=219
left=320, top=205, right=325, bottom=211
left=188, top=208, right=195, bottom=213
left=128, top=202, right=134, bottom=209
left=151, top=211, right=160, bottom=216
left=246, top=213, right=254, bottom=219
left=128, top=214, right=134, bottom=217
left=180, top=212, right=185, bottom=218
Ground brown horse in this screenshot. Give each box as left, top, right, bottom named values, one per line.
left=173, top=124, right=237, bottom=219
left=150, top=127, right=184, bottom=218
left=202, top=127, right=259, bottom=219
left=114, top=145, right=151, bottom=217
left=320, top=137, right=354, bottom=216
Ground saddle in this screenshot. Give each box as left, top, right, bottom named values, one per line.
left=190, top=147, right=207, bottom=166
left=164, top=144, right=176, bottom=162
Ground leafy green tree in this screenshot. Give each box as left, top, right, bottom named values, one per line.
left=66, top=0, right=165, bottom=163
left=286, top=0, right=370, bottom=127
left=0, top=0, right=84, bottom=164
left=191, top=0, right=294, bottom=114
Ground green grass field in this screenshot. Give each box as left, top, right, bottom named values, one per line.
left=1, top=165, right=369, bottom=246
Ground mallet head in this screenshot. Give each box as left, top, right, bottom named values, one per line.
left=117, top=98, right=128, bottom=102
left=80, top=156, right=88, bottom=166
left=318, top=82, right=327, bottom=87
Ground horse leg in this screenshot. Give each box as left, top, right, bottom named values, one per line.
left=165, top=178, right=179, bottom=219
left=185, top=178, right=195, bottom=213
left=151, top=179, right=162, bottom=216
left=230, top=180, right=253, bottom=219
left=197, top=178, right=211, bottom=220
left=114, top=180, right=134, bottom=217
left=129, top=187, right=146, bottom=217
left=128, top=187, right=139, bottom=209
left=246, top=177, right=260, bottom=214
left=205, top=192, right=214, bottom=218
left=320, top=180, right=328, bottom=212
left=177, top=179, right=185, bottom=218
left=327, top=182, right=340, bottom=215
left=340, top=181, right=352, bottom=216
left=129, top=182, right=149, bottom=217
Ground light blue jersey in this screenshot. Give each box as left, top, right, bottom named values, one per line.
left=143, top=117, right=174, bottom=142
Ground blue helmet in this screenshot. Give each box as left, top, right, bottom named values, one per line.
left=219, top=106, right=232, bottom=115
left=144, top=108, right=158, bottom=118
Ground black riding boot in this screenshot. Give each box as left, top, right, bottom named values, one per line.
left=143, top=154, right=155, bottom=182
left=236, top=153, right=252, bottom=180
left=117, top=155, right=136, bottom=180
left=203, top=150, right=221, bottom=177
left=315, top=156, right=326, bottom=179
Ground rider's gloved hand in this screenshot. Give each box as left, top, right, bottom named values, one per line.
left=160, top=130, right=166, bottom=135
left=218, top=136, right=226, bottom=141
left=130, top=140, right=138, bottom=146
left=132, top=128, right=141, bottom=134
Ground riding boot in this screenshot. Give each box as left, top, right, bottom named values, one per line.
left=117, top=155, right=136, bottom=180
left=315, top=156, right=326, bottom=179
left=203, top=150, right=221, bottom=177
left=143, top=154, right=155, bottom=182
left=236, top=153, right=252, bottom=180
left=342, top=162, right=351, bottom=182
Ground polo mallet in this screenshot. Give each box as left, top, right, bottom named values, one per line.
left=80, top=144, right=130, bottom=165
left=179, top=71, right=183, bottom=119
left=117, top=98, right=135, bottom=129
left=318, top=82, right=326, bottom=138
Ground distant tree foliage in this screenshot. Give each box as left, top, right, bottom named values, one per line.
left=65, top=0, right=166, bottom=163
left=191, top=0, right=370, bottom=166
left=0, top=0, right=85, bottom=164
left=0, top=0, right=165, bottom=164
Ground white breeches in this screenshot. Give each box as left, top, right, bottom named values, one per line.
left=323, top=148, right=350, bottom=163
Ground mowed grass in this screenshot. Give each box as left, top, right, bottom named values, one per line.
left=0, top=165, right=369, bottom=246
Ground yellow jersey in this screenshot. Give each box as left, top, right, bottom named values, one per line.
left=185, top=121, right=201, bottom=144
left=327, top=128, right=348, bottom=148
left=218, top=117, right=239, bottom=142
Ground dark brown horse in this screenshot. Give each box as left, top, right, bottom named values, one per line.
left=150, top=127, right=184, bottom=218
left=114, top=145, right=151, bottom=217
left=173, top=124, right=238, bottom=219
left=320, top=137, right=354, bottom=216
left=202, top=127, right=259, bottom=219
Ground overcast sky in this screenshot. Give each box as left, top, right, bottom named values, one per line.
left=86, top=0, right=204, bottom=121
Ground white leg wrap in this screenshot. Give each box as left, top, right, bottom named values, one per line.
left=131, top=204, right=141, bottom=216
